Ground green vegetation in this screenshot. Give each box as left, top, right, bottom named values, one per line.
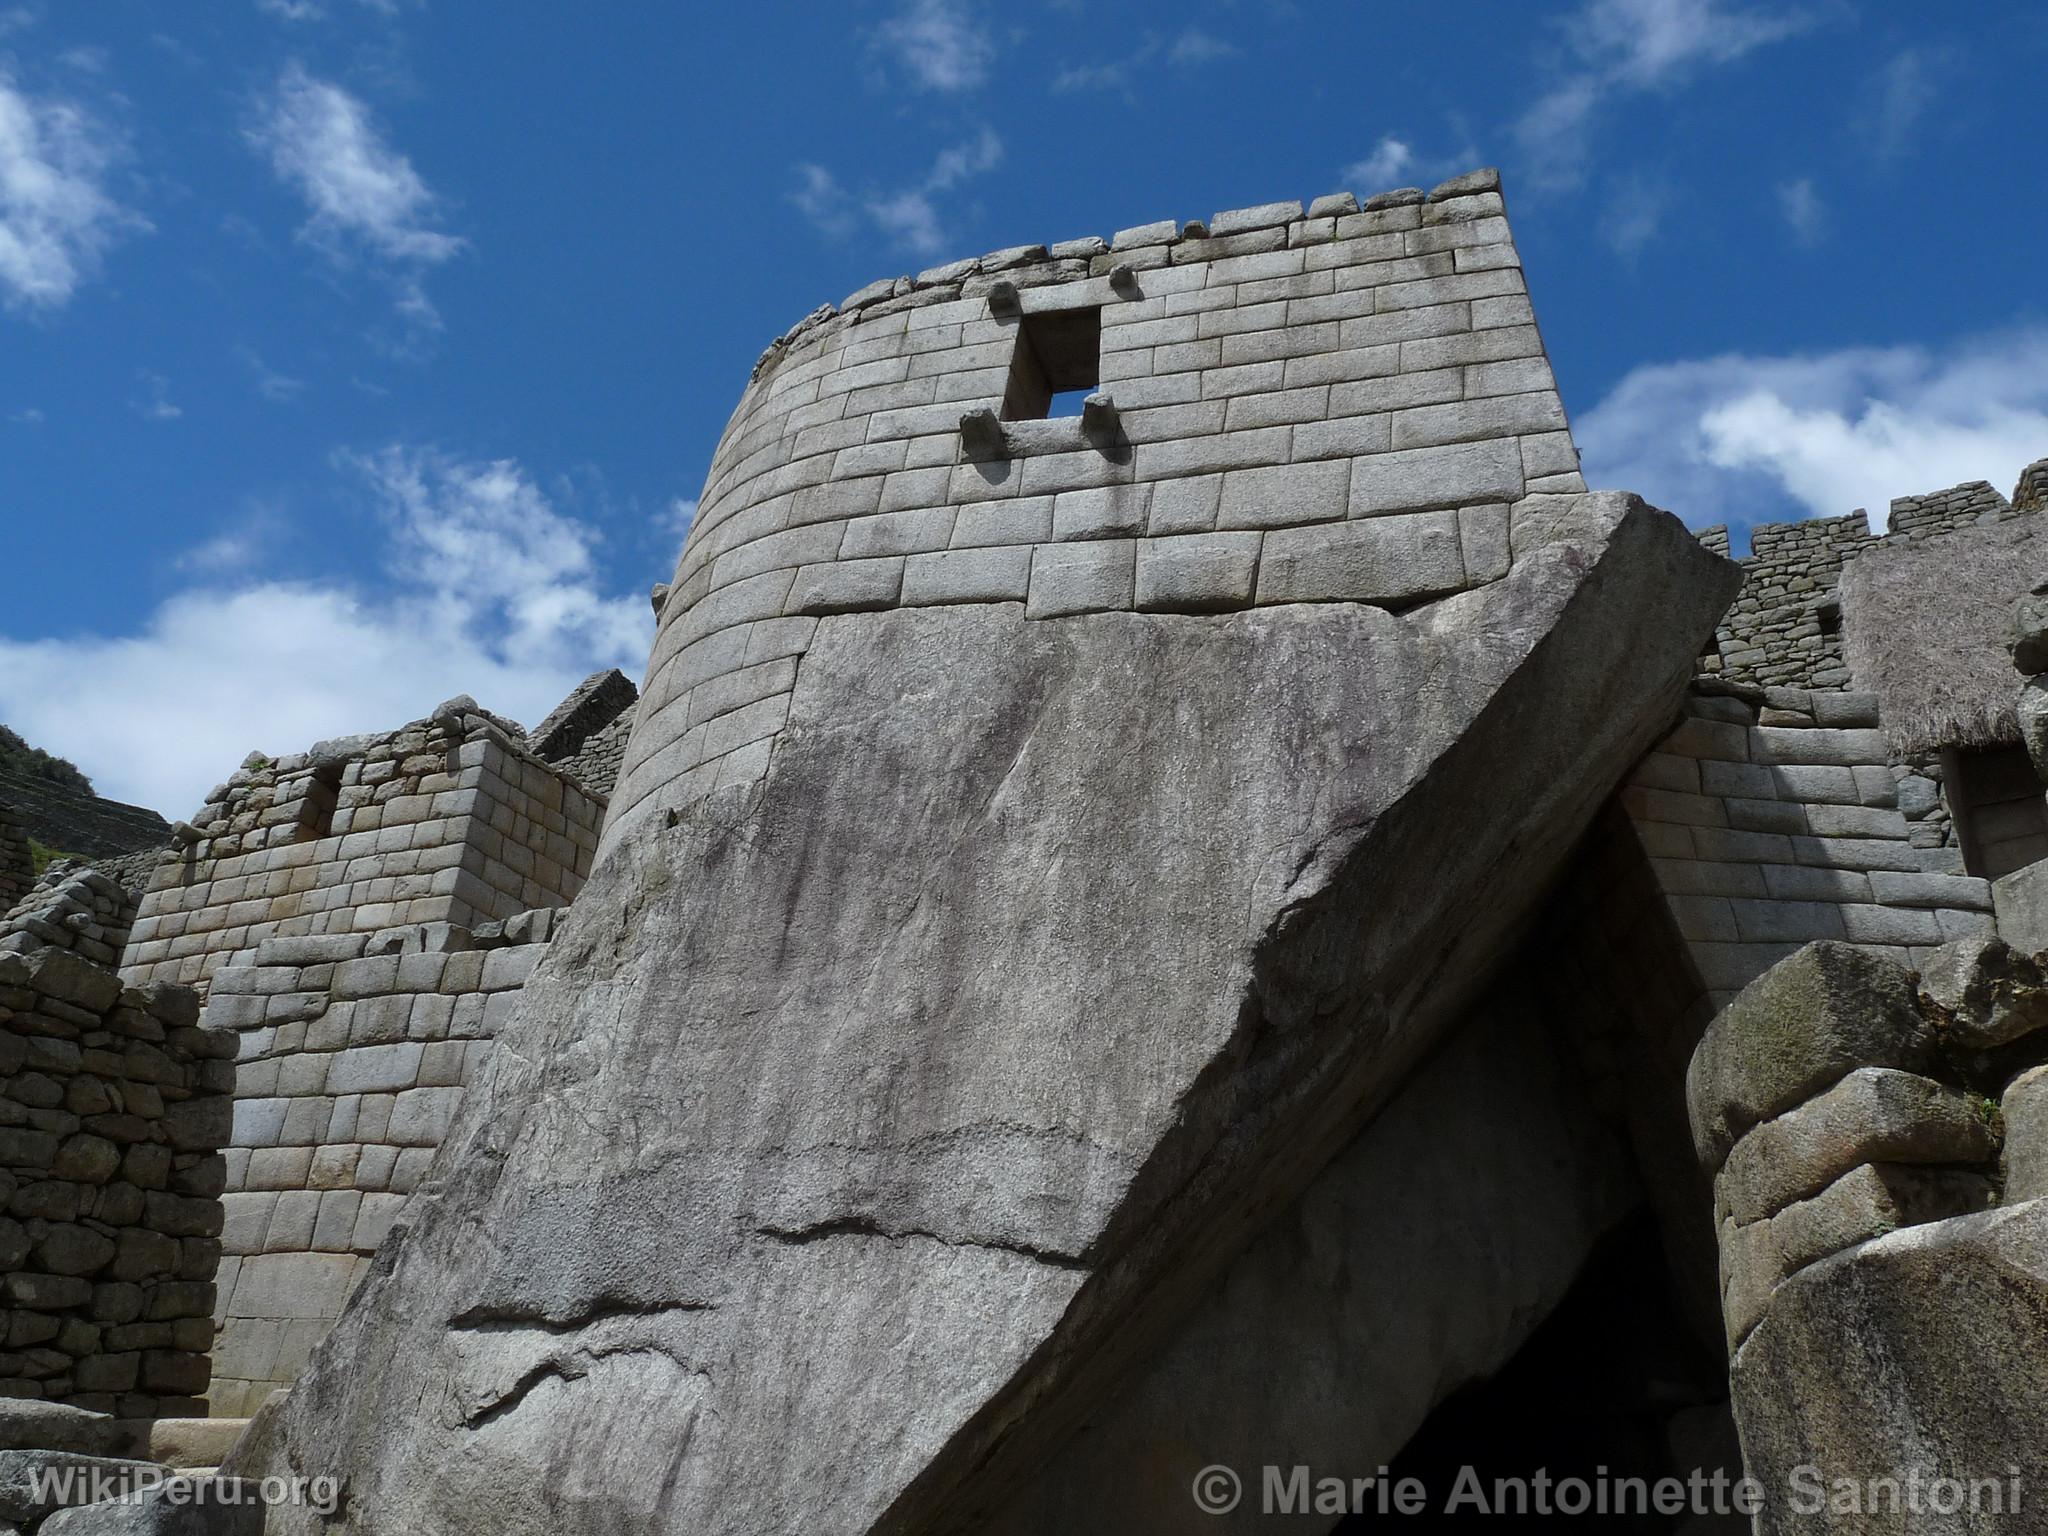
left=0, top=725, right=93, bottom=794
left=27, top=838, right=79, bottom=877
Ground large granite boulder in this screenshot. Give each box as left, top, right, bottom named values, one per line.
left=1731, top=1198, right=2048, bottom=1535
left=235, top=493, right=1736, bottom=1534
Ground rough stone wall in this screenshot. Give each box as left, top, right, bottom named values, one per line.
left=527, top=669, right=639, bottom=800
left=200, top=917, right=554, bottom=1417
left=0, top=947, right=231, bottom=1419
left=0, top=769, right=170, bottom=865
left=0, top=803, right=30, bottom=913
left=1700, top=471, right=2035, bottom=692
left=1621, top=684, right=1993, bottom=1010
left=2, top=864, right=138, bottom=969
left=122, top=705, right=601, bottom=997
left=607, top=170, right=1586, bottom=846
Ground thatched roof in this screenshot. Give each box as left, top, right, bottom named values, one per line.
left=1842, top=516, right=2048, bottom=756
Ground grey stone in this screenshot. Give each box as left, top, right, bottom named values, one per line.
left=1255, top=512, right=1465, bottom=608
left=1428, top=167, right=1501, bottom=201
left=233, top=492, right=1737, bottom=1535
left=1993, top=858, right=2048, bottom=956
left=2003, top=1064, right=2048, bottom=1202
left=0, top=1402, right=139, bottom=1457
left=1133, top=533, right=1261, bottom=613
left=1714, top=1067, right=1997, bottom=1226
left=1730, top=1198, right=2048, bottom=1534
left=1206, top=200, right=1302, bottom=236
left=2007, top=584, right=2048, bottom=674
left=901, top=546, right=1032, bottom=606
left=1306, top=192, right=1358, bottom=219
left=1025, top=541, right=1135, bottom=620
left=38, top=1476, right=270, bottom=1534
left=0, top=1453, right=166, bottom=1525
left=1349, top=438, right=1524, bottom=517
left=1916, top=935, right=2048, bottom=1049
left=1687, top=942, right=1933, bottom=1170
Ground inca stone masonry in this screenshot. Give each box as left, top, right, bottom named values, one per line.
left=5, top=168, right=2048, bottom=1533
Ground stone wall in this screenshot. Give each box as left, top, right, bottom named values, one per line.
left=2, top=865, right=138, bottom=970
left=0, top=947, right=231, bottom=1419
left=0, top=803, right=29, bottom=914
left=526, top=669, right=639, bottom=800
left=122, top=702, right=601, bottom=997
left=1699, top=462, right=2044, bottom=692
left=1621, top=684, right=1994, bottom=1012
left=199, top=916, right=554, bottom=1417
left=0, top=770, right=170, bottom=867
left=606, top=168, right=1587, bottom=847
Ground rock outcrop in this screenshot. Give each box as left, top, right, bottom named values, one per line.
left=230, top=491, right=1735, bottom=1533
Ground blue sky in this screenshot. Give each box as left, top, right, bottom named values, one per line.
left=4, top=0, right=2047, bottom=815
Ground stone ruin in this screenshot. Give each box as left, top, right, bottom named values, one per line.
left=3, top=171, right=2048, bottom=1531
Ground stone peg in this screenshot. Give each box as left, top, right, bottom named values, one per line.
left=169, top=821, right=200, bottom=848
left=985, top=279, right=1021, bottom=317
left=1107, top=262, right=1139, bottom=296
left=1080, top=392, right=1120, bottom=445
left=650, top=582, right=670, bottom=615
left=2006, top=580, right=2048, bottom=675
left=959, top=407, right=1006, bottom=461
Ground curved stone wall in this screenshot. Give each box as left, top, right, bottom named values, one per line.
left=603, top=170, right=1587, bottom=851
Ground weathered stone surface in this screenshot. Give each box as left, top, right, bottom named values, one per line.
left=1916, top=935, right=2048, bottom=1049
left=236, top=494, right=1737, bottom=1534
left=38, top=1477, right=269, bottom=1534
left=988, top=975, right=1639, bottom=1535
left=1992, top=858, right=2048, bottom=955
left=1687, top=942, right=1933, bottom=1171
left=1714, top=1068, right=1997, bottom=1225
left=1731, top=1197, right=2048, bottom=1534
left=0, top=1401, right=139, bottom=1457
left=2006, top=583, right=2048, bottom=675
left=0, top=1452, right=164, bottom=1525
left=2003, top=1064, right=2048, bottom=1202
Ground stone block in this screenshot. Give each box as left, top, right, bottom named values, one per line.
left=1051, top=484, right=1150, bottom=543
left=1255, top=512, right=1465, bottom=608
left=324, top=1044, right=424, bottom=1097
left=1214, top=459, right=1350, bottom=532
left=1687, top=941, right=1933, bottom=1169
left=901, top=546, right=1032, bottom=607
left=1134, top=533, right=1262, bottom=613
left=1349, top=438, right=1523, bottom=517
left=1917, top=937, right=2048, bottom=1049
left=786, top=557, right=905, bottom=617
left=1026, top=541, right=1135, bottom=619
left=1715, top=1068, right=1997, bottom=1225
left=1145, top=475, right=1222, bottom=536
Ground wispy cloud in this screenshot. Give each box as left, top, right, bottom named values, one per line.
left=1052, top=26, right=1238, bottom=94
left=1776, top=176, right=1825, bottom=247
left=0, top=446, right=652, bottom=814
left=1576, top=326, right=2048, bottom=539
left=1862, top=46, right=1946, bottom=162
left=1599, top=173, right=1670, bottom=257
left=131, top=370, right=181, bottom=421
left=791, top=126, right=1002, bottom=258
left=1517, top=0, right=1814, bottom=185
left=0, top=71, right=146, bottom=311
left=247, top=63, right=462, bottom=332
left=239, top=345, right=306, bottom=402
left=875, top=0, right=993, bottom=93
left=1343, top=136, right=1416, bottom=188
left=7, top=405, right=43, bottom=424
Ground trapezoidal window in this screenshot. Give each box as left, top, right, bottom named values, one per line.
left=1002, top=306, right=1101, bottom=421
left=295, top=763, right=345, bottom=843
left=1943, top=744, right=2048, bottom=880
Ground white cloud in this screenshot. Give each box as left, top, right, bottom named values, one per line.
left=670, top=498, right=698, bottom=538
left=131, top=370, right=181, bottom=421
left=1575, top=327, right=2048, bottom=541
left=1166, top=29, right=1235, bottom=67
left=0, top=71, right=144, bottom=310
left=1344, top=136, right=1414, bottom=190
left=247, top=64, right=461, bottom=328
left=0, top=447, right=654, bottom=816
left=875, top=0, right=993, bottom=93
left=6, top=405, right=42, bottom=424
left=1776, top=176, right=1824, bottom=247
left=240, top=345, right=306, bottom=402
left=1599, top=173, right=1669, bottom=257
left=1863, top=47, right=1944, bottom=162
left=792, top=128, right=1002, bottom=258
left=1517, top=0, right=1813, bottom=184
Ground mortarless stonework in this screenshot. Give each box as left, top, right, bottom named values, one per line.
left=0, top=804, right=30, bottom=914
left=121, top=704, right=603, bottom=998
left=603, top=173, right=1586, bottom=848
left=0, top=948, right=232, bottom=1419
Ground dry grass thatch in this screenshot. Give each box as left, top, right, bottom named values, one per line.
left=1842, top=517, right=2048, bottom=756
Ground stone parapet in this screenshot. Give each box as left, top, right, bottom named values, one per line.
left=3, top=865, right=139, bottom=971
